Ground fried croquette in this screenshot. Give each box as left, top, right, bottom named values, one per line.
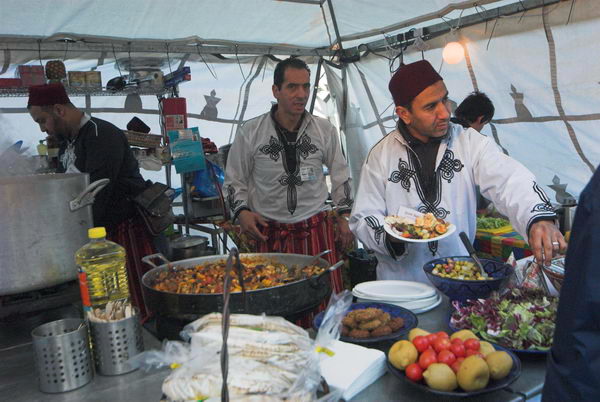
left=388, top=317, right=405, bottom=331
left=370, top=325, right=393, bottom=337
left=341, top=326, right=350, bottom=336
left=341, top=315, right=357, bottom=329
left=358, top=318, right=382, bottom=330
left=348, top=328, right=370, bottom=338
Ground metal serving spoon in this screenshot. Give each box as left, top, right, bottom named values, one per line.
left=459, top=232, right=489, bottom=279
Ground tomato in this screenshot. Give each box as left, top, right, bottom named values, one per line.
left=405, top=363, right=423, bottom=382
left=465, top=349, right=484, bottom=358
left=418, top=349, right=437, bottom=370
left=437, top=350, right=456, bottom=366
left=449, top=342, right=466, bottom=358
left=451, top=357, right=465, bottom=374
left=433, top=338, right=452, bottom=353
left=451, top=338, right=463, bottom=345
left=412, top=335, right=430, bottom=353
left=426, top=333, right=438, bottom=344
left=464, top=338, right=481, bottom=351
left=434, top=331, right=450, bottom=340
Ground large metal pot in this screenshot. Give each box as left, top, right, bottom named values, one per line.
left=141, top=253, right=343, bottom=320
left=0, top=173, right=108, bottom=295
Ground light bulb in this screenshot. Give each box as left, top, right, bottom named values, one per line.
left=442, top=42, right=464, bottom=64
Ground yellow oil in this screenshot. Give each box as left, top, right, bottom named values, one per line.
left=75, top=235, right=129, bottom=309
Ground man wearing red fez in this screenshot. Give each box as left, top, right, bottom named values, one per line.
left=27, top=83, right=155, bottom=318
left=349, top=60, right=565, bottom=283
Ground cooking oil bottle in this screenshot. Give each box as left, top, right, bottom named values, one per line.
left=75, top=227, right=129, bottom=312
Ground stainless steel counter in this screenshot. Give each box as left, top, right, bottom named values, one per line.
left=0, top=298, right=547, bottom=401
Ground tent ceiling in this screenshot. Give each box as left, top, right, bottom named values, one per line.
left=1, top=0, right=524, bottom=55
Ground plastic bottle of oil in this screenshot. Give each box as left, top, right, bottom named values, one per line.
left=75, top=227, right=129, bottom=312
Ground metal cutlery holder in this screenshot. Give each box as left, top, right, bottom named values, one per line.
left=31, top=318, right=93, bottom=393
left=89, top=313, right=144, bottom=375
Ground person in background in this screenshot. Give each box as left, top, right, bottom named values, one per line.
left=450, top=91, right=495, bottom=132
left=350, top=60, right=565, bottom=284
left=543, top=166, right=600, bottom=401
left=27, top=83, right=155, bottom=319
left=224, top=57, right=354, bottom=315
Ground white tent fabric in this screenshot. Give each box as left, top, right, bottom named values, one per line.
left=0, top=0, right=595, bottom=201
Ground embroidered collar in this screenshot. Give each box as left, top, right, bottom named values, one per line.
left=397, top=121, right=447, bottom=146
left=270, top=104, right=305, bottom=137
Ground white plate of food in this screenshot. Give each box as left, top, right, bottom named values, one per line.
left=384, top=207, right=456, bottom=243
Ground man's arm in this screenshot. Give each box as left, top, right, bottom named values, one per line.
left=223, top=124, right=268, bottom=241
left=323, top=125, right=354, bottom=248
left=471, top=132, right=564, bottom=265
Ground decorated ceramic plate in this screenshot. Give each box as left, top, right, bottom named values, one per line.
left=384, top=206, right=456, bottom=243
left=313, top=302, right=418, bottom=344
left=387, top=343, right=522, bottom=397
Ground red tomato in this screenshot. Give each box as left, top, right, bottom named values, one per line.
left=465, top=349, right=484, bottom=358
left=418, top=349, right=438, bottom=370
left=412, top=336, right=430, bottom=353
left=449, top=342, right=466, bottom=358
left=435, top=331, right=450, bottom=340
left=437, top=350, right=456, bottom=366
left=464, top=338, right=481, bottom=351
left=405, top=363, right=423, bottom=382
left=433, top=338, right=452, bottom=353
left=426, top=333, right=438, bottom=344
left=451, top=338, right=464, bottom=345
left=451, top=357, right=465, bottom=374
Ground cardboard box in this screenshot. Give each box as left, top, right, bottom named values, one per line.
left=85, top=71, right=102, bottom=88
left=17, top=65, right=45, bottom=87
left=68, top=71, right=87, bottom=88
left=0, top=78, right=23, bottom=88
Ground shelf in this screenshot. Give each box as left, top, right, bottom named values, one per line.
left=0, top=86, right=169, bottom=97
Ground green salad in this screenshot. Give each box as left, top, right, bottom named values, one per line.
left=450, top=289, right=558, bottom=351
left=477, top=216, right=510, bottom=230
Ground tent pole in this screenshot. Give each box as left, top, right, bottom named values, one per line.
left=340, top=63, right=348, bottom=146
left=326, top=0, right=344, bottom=51
left=309, top=58, right=323, bottom=114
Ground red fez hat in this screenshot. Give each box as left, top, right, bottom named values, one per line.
left=27, top=83, right=71, bottom=107
left=388, top=60, right=443, bottom=107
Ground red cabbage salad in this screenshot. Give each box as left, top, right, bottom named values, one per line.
left=450, top=289, right=558, bottom=351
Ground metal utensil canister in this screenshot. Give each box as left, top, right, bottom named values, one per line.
left=31, top=318, right=93, bottom=393
left=89, top=312, right=144, bottom=375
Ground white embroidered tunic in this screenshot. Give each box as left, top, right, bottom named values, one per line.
left=224, top=110, right=353, bottom=223
left=350, top=123, right=556, bottom=284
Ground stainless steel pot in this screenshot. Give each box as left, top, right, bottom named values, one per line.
left=0, top=173, right=108, bottom=295
left=169, top=235, right=209, bottom=260
left=141, top=253, right=343, bottom=320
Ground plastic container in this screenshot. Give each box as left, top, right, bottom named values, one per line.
left=37, top=140, right=47, bottom=156
left=75, top=227, right=129, bottom=312
left=347, top=249, right=378, bottom=289
left=31, top=318, right=93, bottom=393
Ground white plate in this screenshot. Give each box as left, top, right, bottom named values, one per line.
left=357, top=293, right=442, bottom=314
left=353, top=280, right=436, bottom=301
left=384, top=221, right=456, bottom=243
left=354, top=291, right=439, bottom=307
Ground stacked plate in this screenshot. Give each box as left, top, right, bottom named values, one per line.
left=352, top=280, right=441, bottom=314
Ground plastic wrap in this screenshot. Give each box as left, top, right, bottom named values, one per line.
left=131, top=293, right=352, bottom=401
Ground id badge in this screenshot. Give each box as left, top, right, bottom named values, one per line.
left=300, top=166, right=317, bottom=182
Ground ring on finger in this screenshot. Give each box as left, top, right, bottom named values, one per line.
left=552, top=241, right=560, bottom=247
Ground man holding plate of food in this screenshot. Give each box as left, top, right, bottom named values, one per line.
left=349, top=60, right=566, bottom=284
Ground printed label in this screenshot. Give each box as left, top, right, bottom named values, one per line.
left=300, top=166, right=316, bottom=182
left=78, top=271, right=92, bottom=310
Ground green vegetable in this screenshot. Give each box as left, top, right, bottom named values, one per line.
left=477, top=216, right=510, bottom=230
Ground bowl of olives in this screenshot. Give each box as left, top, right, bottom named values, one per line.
left=423, top=256, right=514, bottom=302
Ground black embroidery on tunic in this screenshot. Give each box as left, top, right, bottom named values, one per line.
left=409, top=148, right=463, bottom=220
left=259, top=136, right=284, bottom=161
left=296, top=134, right=318, bottom=159
left=388, top=158, right=416, bottom=191
left=226, top=184, right=243, bottom=214
left=279, top=173, right=303, bottom=215
left=338, top=180, right=354, bottom=209
left=531, top=182, right=555, bottom=213
left=365, top=216, right=384, bottom=245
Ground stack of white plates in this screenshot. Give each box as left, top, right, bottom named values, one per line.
left=352, top=280, right=441, bottom=314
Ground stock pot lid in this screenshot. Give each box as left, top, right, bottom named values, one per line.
left=170, top=235, right=208, bottom=249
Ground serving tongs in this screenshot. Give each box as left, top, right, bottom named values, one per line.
left=459, top=232, right=490, bottom=279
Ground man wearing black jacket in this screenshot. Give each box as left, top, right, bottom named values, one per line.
left=27, top=83, right=154, bottom=319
